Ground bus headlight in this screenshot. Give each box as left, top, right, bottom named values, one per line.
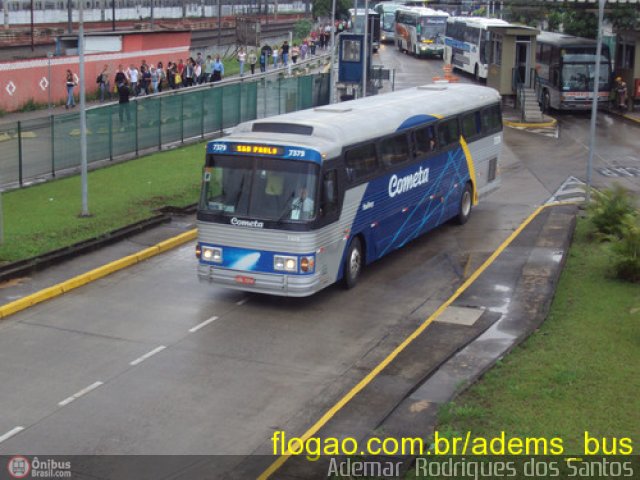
left=274, top=255, right=297, bottom=272
left=202, top=246, right=223, bottom=263
left=300, top=256, right=315, bottom=273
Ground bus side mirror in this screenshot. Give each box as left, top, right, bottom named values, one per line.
left=323, top=179, right=336, bottom=205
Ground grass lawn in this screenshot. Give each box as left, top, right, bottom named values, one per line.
left=0, top=142, right=204, bottom=263
left=421, top=217, right=640, bottom=459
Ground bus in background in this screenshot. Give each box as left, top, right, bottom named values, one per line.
left=444, top=16, right=510, bottom=80
left=534, top=31, right=612, bottom=112
left=395, top=7, right=449, bottom=58
left=348, top=8, right=382, bottom=52
left=196, top=84, right=503, bottom=297
left=374, top=2, right=403, bottom=44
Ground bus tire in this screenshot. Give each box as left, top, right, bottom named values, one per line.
left=474, top=64, right=480, bottom=82
left=456, top=183, right=473, bottom=225
left=343, top=237, right=363, bottom=289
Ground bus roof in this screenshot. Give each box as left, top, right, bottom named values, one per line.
left=375, top=2, right=404, bottom=13
left=446, top=16, right=511, bottom=28
left=537, top=31, right=598, bottom=47
left=226, top=84, right=501, bottom=161
left=397, top=6, right=449, bottom=17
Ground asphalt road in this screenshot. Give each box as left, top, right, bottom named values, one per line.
left=0, top=42, right=638, bottom=472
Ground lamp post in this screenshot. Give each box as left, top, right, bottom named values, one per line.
left=79, top=1, right=89, bottom=216
left=329, top=0, right=336, bottom=103
left=585, top=0, right=606, bottom=204
left=362, top=0, right=369, bottom=98
left=47, top=51, right=53, bottom=110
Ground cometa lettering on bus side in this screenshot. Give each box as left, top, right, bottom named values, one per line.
left=388, top=167, right=430, bottom=198
left=231, top=217, right=264, bottom=228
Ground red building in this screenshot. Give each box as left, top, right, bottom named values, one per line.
left=0, top=30, right=191, bottom=112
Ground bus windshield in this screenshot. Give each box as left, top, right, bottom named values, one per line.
left=200, top=156, right=319, bottom=222
left=561, top=63, right=611, bottom=92
left=382, top=12, right=395, bottom=30
left=420, top=18, right=446, bottom=39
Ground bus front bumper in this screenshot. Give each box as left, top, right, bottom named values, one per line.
left=197, top=264, right=322, bottom=297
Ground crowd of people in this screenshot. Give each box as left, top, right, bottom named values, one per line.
left=63, top=22, right=340, bottom=111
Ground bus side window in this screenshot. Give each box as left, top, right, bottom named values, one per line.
left=321, top=170, right=338, bottom=216
left=436, top=118, right=460, bottom=149
left=461, top=111, right=481, bottom=140
left=344, top=143, right=379, bottom=182
left=380, top=133, right=410, bottom=166
left=414, top=125, right=437, bottom=157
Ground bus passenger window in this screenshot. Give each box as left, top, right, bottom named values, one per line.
left=480, top=105, right=502, bottom=133
left=461, top=112, right=481, bottom=139
left=345, top=143, right=379, bottom=182
left=414, top=125, right=437, bottom=157
left=436, top=119, right=460, bottom=148
left=380, top=134, right=409, bottom=166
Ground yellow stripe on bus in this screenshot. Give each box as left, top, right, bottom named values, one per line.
left=459, top=135, right=478, bottom=205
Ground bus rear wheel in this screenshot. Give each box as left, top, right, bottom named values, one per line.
left=474, top=64, right=480, bottom=82
left=456, top=183, right=473, bottom=225
left=343, top=237, right=363, bottom=289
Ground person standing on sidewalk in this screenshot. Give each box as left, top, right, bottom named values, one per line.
left=97, top=64, right=110, bottom=102
left=65, top=69, right=76, bottom=109
left=238, top=48, right=247, bottom=77
left=211, top=55, right=224, bottom=82
left=248, top=49, right=257, bottom=75
left=117, top=79, right=131, bottom=128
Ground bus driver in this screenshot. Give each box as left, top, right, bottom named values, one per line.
left=291, top=185, right=314, bottom=220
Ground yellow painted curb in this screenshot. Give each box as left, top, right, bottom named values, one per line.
left=0, top=228, right=198, bottom=320
left=504, top=118, right=557, bottom=129
left=622, top=113, right=640, bottom=124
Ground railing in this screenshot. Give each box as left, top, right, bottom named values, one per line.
left=0, top=60, right=331, bottom=190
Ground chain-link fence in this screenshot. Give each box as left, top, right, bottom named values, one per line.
left=0, top=72, right=330, bottom=188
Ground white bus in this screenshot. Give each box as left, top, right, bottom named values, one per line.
left=196, top=84, right=503, bottom=297
left=395, top=7, right=449, bottom=58
left=374, top=2, right=404, bottom=43
left=444, top=16, right=510, bottom=80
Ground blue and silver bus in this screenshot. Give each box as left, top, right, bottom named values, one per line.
left=196, top=84, right=503, bottom=297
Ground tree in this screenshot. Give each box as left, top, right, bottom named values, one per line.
left=312, top=0, right=351, bottom=20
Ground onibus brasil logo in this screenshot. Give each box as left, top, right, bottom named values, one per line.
left=7, top=456, right=71, bottom=478
left=7, top=456, right=30, bottom=479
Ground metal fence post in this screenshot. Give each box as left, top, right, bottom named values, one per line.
left=278, top=77, right=282, bottom=115
left=135, top=102, right=139, bottom=156
left=158, top=98, right=162, bottom=149
left=201, top=91, right=205, bottom=138
left=180, top=95, right=184, bottom=143
left=50, top=115, right=55, bottom=177
left=17, top=121, right=23, bottom=186
left=109, top=105, right=113, bottom=161
left=238, top=83, right=242, bottom=123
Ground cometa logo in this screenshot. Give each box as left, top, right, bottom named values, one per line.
left=388, top=166, right=430, bottom=198
left=231, top=217, right=264, bottom=228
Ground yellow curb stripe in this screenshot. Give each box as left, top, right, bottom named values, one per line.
left=504, top=118, right=557, bottom=129
left=0, top=228, right=198, bottom=320
left=622, top=114, right=640, bottom=124
left=259, top=204, right=550, bottom=480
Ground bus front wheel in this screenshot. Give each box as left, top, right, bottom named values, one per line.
left=343, top=237, right=363, bottom=289
left=456, top=183, right=473, bottom=225
left=474, top=64, right=480, bottom=82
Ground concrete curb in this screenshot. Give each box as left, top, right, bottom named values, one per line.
left=503, top=117, right=557, bottom=129
left=0, top=229, right=197, bottom=320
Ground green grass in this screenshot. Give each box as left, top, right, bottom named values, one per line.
left=426, top=218, right=640, bottom=455
left=0, top=142, right=205, bottom=263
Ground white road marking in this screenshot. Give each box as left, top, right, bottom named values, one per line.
left=188, top=316, right=218, bottom=333
left=0, top=426, right=24, bottom=444
left=236, top=298, right=249, bottom=306
left=58, top=381, right=104, bottom=407
left=129, top=346, right=167, bottom=366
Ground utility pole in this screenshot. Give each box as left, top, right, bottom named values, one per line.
left=4, top=0, right=9, bottom=30
left=30, top=0, right=34, bottom=51
left=586, top=0, right=606, bottom=204
left=67, top=0, right=72, bottom=33
left=329, top=0, right=336, bottom=104
left=79, top=1, right=89, bottom=217
left=151, top=0, right=155, bottom=27
left=218, top=0, right=222, bottom=46
left=362, top=0, right=368, bottom=98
